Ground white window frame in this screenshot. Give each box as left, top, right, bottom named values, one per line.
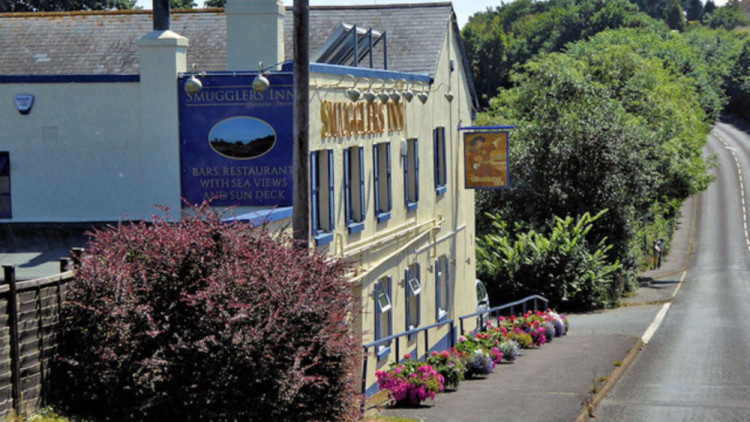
left=435, top=255, right=451, bottom=322
left=375, top=276, right=393, bottom=360
left=405, top=264, right=421, bottom=333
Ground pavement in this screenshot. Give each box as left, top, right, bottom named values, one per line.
left=369, top=197, right=696, bottom=421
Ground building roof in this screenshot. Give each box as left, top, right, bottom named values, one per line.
left=0, top=3, right=454, bottom=78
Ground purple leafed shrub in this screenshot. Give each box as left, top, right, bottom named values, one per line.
left=53, top=205, right=361, bottom=421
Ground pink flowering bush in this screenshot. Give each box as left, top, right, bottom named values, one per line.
left=376, top=355, right=445, bottom=405
left=426, top=349, right=466, bottom=390
left=54, top=205, right=361, bottom=421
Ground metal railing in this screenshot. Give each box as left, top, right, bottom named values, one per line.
left=360, top=319, right=454, bottom=411
left=458, top=294, right=549, bottom=335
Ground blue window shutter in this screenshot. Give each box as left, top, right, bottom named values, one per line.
left=374, top=281, right=381, bottom=340
left=328, top=150, right=335, bottom=230
left=405, top=268, right=410, bottom=330
left=445, top=257, right=450, bottom=313
left=387, top=276, right=393, bottom=337
left=310, top=151, right=319, bottom=235
left=373, top=144, right=380, bottom=215
left=441, top=128, right=447, bottom=186
left=386, top=142, right=392, bottom=211
left=433, top=129, right=439, bottom=189
left=344, top=148, right=351, bottom=226
left=358, top=147, right=365, bottom=222
left=416, top=264, right=421, bottom=326
left=435, top=258, right=441, bottom=320
left=414, top=139, right=420, bottom=202
left=403, top=146, right=409, bottom=205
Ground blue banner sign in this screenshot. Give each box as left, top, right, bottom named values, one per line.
left=179, top=73, right=294, bottom=207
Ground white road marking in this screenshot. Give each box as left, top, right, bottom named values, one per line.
left=714, top=131, right=750, bottom=257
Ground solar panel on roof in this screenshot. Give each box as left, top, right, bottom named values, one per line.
left=313, top=23, right=383, bottom=67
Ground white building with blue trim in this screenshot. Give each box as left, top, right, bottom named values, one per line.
left=0, top=0, right=480, bottom=396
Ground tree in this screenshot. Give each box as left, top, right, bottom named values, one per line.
left=707, top=3, right=750, bottom=30
left=684, top=0, right=703, bottom=21
left=664, top=0, right=686, bottom=31
left=204, top=0, right=224, bottom=7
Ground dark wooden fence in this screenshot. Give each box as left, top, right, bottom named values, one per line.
left=0, top=249, right=81, bottom=418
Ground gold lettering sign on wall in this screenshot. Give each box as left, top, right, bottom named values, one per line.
left=321, top=100, right=405, bottom=139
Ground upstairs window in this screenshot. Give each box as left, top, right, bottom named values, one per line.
left=405, top=264, right=421, bottom=332
left=404, top=138, right=419, bottom=212
left=0, top=153, right=10, bottom=218
left=311, top=150, right=334, bottom=245
left=373, top=142, right=392, bottom=223
left=434, top=127, right=447, bottom=195
left=375, top=276, right=393, bottom=359
left=344, top=146, right=365, bottom=234
left=435, top=255, right=451, bottom=322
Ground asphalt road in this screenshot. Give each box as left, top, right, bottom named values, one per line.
left=595, top=119, right=750, bottom=421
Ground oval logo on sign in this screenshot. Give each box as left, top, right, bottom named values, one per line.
left=208, top=117, right=277, bottom=160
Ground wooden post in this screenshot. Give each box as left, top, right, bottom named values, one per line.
left=293, top=0, right=310, bottom=248
left=3, top=265, right=20, bottom=415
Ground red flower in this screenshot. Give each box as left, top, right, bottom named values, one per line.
left=404, top=353, right=412, bottom=360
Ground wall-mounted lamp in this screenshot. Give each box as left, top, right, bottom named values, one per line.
left=402, top=84, right=414, bottom=103
left=444, top=91, right=454, bottom=102
left=417, top=91, right=429, bottom=104
left=184, top=63, right=205, bottom=94
left=252, top=62, right=271, bottom=92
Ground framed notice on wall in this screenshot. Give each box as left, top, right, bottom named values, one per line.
left=462, top=128, right=512, bottom=190
left=178, top=73, right=294, bottom=207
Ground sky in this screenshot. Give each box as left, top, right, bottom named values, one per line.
left=134, top=0, right=730, bottom=28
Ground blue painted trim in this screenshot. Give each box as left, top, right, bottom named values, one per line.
left=348, top=221, right=365, bottom=234
left=224, top=206, right=293, bottom=225
left=436, top=185, right=447, bottom=196
left=458, top=125, right=516, bottom=131
left=314, top=232, right=334, bottom=246
left=406, top=202, right=418, bottom=212
left=0, top=75, right=139, bottom=84
left=377, top=211, right=391, bottom=223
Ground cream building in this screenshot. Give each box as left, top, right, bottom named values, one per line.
left=0, top=0, right=479, bottom=395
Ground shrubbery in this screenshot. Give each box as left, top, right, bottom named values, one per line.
left=477, top=211, right=620, bottom=312
left=52, top=205, right=360, bottom=421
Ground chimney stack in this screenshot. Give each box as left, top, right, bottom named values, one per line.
left=225, top=0, right=286, bottom=71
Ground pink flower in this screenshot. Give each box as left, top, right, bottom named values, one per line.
left=431, top=351, right=439, bottom=357
left=458, top=335, right=467, bottom=342
left=441, top=350, right=450, bottom=359
left=404, top=353, right=411, bottom=359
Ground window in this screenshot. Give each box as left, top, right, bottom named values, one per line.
left=435, top=255, right=450, bottom=321
left=373, top=142, right=392, bottom=223
left=311, top=150, right=334, bottom=245
left=0, top=152, right=10, bottom=219
left=405, top=264, right=421, bottom=332
left=404, top=138, right=419, bottom=212
left=375, top=276, right=393, bottom=359
left=434, top=127, right=447, bottom=195
left=344, top=146, right=365, bottom=234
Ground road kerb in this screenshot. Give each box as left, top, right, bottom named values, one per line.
left=574, top=338, right=644, bottom=422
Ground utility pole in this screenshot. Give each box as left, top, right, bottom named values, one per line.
left=292, top=0, right=310, bottom=248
